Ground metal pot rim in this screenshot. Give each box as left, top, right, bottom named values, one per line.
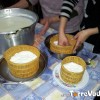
left=0, top=8, right=38, bottom=34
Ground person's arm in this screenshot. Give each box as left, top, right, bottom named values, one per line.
left=9, top=0, right=29, bottom=8
left=74, top=27, right=99, bottom=51
left=98, top=25, right=100, bottom=34
left=59, top=17, right=70, bottom=45
left=58, top=0, right=79, bottom=46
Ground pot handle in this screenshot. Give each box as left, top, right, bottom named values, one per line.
left=4, top=30, right=23, bottom=47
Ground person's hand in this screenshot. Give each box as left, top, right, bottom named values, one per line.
left=73, top=30, right=90, bottom=51
left=40, top=17, right=51, bottom=27
left=39, top=16, right=60, bottom=35
left=38, top=17, right=55, bottom=36
left=33, top=17, right=52, bottom=47
left=33, top=34, right=44, bottom=47
left=58, top=33, right=70, bottom=46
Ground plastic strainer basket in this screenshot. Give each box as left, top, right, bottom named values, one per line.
left=50, top=34, right=76, bottom=54
left=4, top=45, right=40, bottom=78
left=60, top=56, right=86, bottom=84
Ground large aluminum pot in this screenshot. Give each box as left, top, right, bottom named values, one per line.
left=0, top=8, right=38, bottom=55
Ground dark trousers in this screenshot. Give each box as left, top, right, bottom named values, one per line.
left=86, top=33, right=100, bottom=54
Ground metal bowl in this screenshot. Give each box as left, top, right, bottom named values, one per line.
left=44, top=34, right=83, bottom=60
left=0, top=51, right=47, bottom=83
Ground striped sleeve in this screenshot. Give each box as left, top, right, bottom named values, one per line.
left=60, top=0, right=79, bottom=19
